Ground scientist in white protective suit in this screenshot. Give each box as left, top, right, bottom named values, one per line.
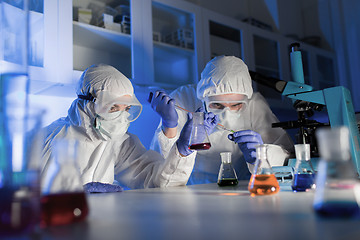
left=150, top=55, right=294, bottom=185
left=41, top=64, right=199, bottom=193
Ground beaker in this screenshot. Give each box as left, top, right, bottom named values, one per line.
left=292, top=144, right=316, bottom=192
left=248, top=144, right=280, bottom=196
left=189, top=112, right=211, bottom=150
left=40, top=139, right=89, bottom=227
left=0, top=106, right=45, bottom=236
left=217, top=152, right=238, bottom=186
left=313, top=126, right=360, bottom=218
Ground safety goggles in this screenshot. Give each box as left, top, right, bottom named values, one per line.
left=94, top=91, right=142, bottom=122
left=205, top=100, right=248, bottom=114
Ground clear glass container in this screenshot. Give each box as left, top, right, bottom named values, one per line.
left=313, top=126, right=360, bottom=218
left=189, top=112, right=211, bottom=151
left=217, top=152, right=238, bottom=186
left=40, top=139, right=89, bottom=227
left=292, top=144, right=316, bottom=192
left=248, top=144, right=280, bottom=196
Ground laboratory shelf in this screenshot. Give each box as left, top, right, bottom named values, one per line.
left=73, top=21, right=131, bottom=54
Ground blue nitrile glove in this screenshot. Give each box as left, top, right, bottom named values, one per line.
left=228, top=130, right=264, bottom=164
left=83, top=182, right=123, bottom=193
left=201, top=109, right=219, bottom=135
left=176, top=112, right=194, bottom=156
left=148, top=91, right=178, bottom=128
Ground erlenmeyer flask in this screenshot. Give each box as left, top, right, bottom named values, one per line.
left=40, top=139, right=89, bottom=227
left=248, top=144, right=280, bottom=196
left=189, top=112, right=211, bottom=150
left=217, top=152, right=238, bottom=186
left=292, top=144, right=316, bottom=192
left=313, top=126, right=360, bottom=218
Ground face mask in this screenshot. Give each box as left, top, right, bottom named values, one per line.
left=94, top=111, right=130, bottom=140
left=211, top=107, right=242, bottom=132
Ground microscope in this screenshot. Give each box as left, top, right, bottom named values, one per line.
left=250, top=43, right=360, bottom=175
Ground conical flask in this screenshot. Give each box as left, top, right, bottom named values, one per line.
left=313, top=126, right=360, bottom=218
left=40, top=139, right=89, bottom=227
left=248, top=144, right=280, bottom=196
left=292, top=144, right=316, bottom=192
left=189, top=112, right=211, bottom=150
left=217, top=152, right=238, bottom=186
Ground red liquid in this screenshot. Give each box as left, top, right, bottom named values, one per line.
left=40, top=192, right=89, bottom=227
left=248, top=174, right=280, bottom=196
left=189, top=142, right=211, bottom=150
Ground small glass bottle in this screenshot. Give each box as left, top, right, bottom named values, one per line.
left=217, top=152, right=238, bottom=186
left=40, top=139, right=89, bottom=227
left=248, top=144, right=280, bottom=196
left=313, top=126, right=360, bottom=218
left=292, top=144, right=316, bottom=192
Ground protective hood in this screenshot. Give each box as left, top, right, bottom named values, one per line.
left=67, top=64, right=142, bottom=140
left=196, top=56, right=253, bottom=101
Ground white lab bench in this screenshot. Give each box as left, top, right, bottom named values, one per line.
left=16, top=182, right=360, bottom=240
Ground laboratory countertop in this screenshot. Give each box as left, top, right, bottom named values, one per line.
left=11, top=182, right=360, bottom=240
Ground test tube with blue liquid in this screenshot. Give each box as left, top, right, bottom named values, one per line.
left=313, top=126, right=360, bottom=218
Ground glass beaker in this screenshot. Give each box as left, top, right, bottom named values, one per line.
left=248, top=144, right=280, bottom=196
left=292, top=144, right=316, bottom=192
left=0, top=106, right=44, bottom=236
left=189, top=112, right=211, bottom=150
left=313, top=126, right=360, bottom=218
left=217, top=152, right=238, bottom=186
left=40, top=139, right=89, bottom=227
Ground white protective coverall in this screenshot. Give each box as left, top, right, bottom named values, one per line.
left=42, top=64, right=195, bottom=190
left=151, top=56, right=294, bottom=185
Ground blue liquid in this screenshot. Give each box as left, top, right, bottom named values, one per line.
left=292, top=174, right=315, bottom=192
left=314, top=201, right=360, bottom=218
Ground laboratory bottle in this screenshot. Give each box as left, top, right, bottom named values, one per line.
left=189, top=112, right=211, bottom=150
left=40, top=139, right=89, bottom=227
left=313, top=126, right=360, bottom=218
left=292, top=144, right=316, bottom=192
left=248, top=144, right=280, bottom=196
left=217, top=152, right=238, bottom=186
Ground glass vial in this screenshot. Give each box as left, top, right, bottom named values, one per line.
left=40, top=139, right=89, bottom=227
left=189, top=112, right=211, bottom=150
left=292, top=144, right=316, bottom=192
left=217, top=152, right=238, bottom=186
left=313, top=126, right=360, bottom=218
left=248, top=144, right=280, bottom=196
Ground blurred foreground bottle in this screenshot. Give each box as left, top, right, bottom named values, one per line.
left=40, top=139, right=89, bottom=227
left=248, top=144, right=280, bottom=196
left=313, top=126, right=360, bottom=218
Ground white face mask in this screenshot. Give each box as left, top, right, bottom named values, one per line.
left=94, top=111, right=130, bottom=140
left=211, top=107, right=242, bottom=132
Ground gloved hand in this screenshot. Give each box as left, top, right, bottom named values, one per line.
left=148, top=91, right=178, bottom=128
left=228, top=130, right=263, bottom=164
left=199, top=107, right=220, bottom=135
left=176, top=112, right=194, bottom=156
left=83, top=182, right=123, bottom=193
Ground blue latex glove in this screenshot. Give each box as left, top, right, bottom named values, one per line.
left=228, top=130, right=264, bottom=164
left=197, top=107, right=219, bottom=135
left=83, top=182, right=123, bottom=193
left=176, top=112, right=194, bottom=156
left=148, top=91, right=178, bottom=128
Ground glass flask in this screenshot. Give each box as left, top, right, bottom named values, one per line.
left=313, top=126, right=360, bottom=218
left=189, top=112, right=211, bottom=150
left=217, top=152, right=238, bottom=186
left=40, top=139, right=89, bottom=227
left=292, top=144, right=316, bottom=192
left=0, top=106, right=44, bottom=236
left=248, top=144, right=280, bottom=196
